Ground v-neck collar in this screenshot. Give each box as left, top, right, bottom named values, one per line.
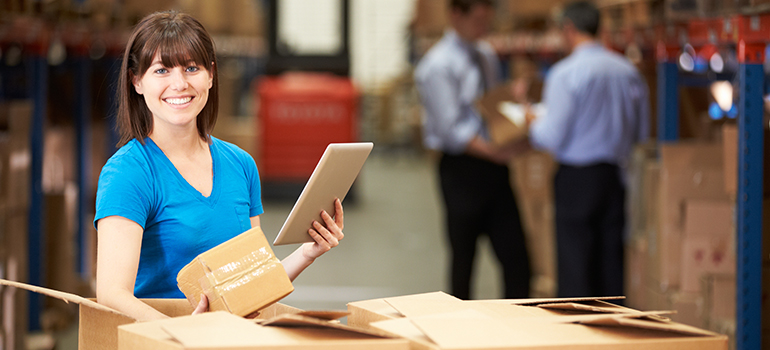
left=145, top=137, right=221, bottom=207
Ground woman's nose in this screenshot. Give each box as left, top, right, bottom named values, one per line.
left=170, top=69, right=188, bottom=90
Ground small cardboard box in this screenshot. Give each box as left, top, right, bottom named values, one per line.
left=0, top=279, right=407, bottom=350
left=475, top=84, right=530, bottom=147
left=348, top=292, right=728, bottom=350
left=177, top=226, right=294, bottom=317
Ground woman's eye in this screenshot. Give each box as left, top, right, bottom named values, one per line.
left=186, top=66, right=199, bottom=73
left=154, top=68, right=168, bottom=74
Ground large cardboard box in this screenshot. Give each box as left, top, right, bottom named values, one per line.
left=119, top=310, right=408, bottom=350
left=656, top=142, right=729, bottom=291
left=680, top=200, right=735, bottom=292
left=2, top=213, right=28, bottom=350
left=0, top=101, right=33, bottom=212
left=177, top=226, right=294, bottom=317
left=0, top=279, right=406, bottom=350
left=510, top=151, right=557, bottom=297
left=702, top=274, right=735, bottom=327
left=624, top=234, right=649, bottom=310
left=348, top=292, right=728, bottom=349
left=722, top=123, right=770, bottom=198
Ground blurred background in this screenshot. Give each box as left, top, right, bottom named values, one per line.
left=0, top=0, right=768, bottom=349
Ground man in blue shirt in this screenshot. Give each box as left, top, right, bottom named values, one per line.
left=415, top=0, right=531, bottom=299
left=528, top=1, right=650, bottom=299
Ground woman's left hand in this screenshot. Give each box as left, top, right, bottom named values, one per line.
left=301, top=198, right=344, bottom=261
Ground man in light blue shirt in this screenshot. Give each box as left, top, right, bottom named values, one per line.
left=528, top=1, right=650, bottom=299
left=415, top=0, right=531, bottom=300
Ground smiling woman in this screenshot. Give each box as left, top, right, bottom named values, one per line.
left=93, top=11, right=348, bottom=322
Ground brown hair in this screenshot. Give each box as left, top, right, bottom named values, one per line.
left=450, top=0, right=494, bottom=13
left=116, top=11, right=218, bottom=147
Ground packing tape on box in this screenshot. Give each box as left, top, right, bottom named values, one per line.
left=197, top=247, right=281, bottom=304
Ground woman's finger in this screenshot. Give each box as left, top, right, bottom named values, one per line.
left=321, top=209, right=344, bottom=241
left=192, top=294, right=208, bottom=315
left=334, top=198, right=344, bottom=230
left=313, top=220, right=339, bottom=246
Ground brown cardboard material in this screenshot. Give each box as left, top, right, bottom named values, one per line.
left=722, top=124, right=737, bottom=196
left=682, top=200, right=734, bottom=240
left=347, top=291, right=460, bottom=331
left=657, top=142, right=729, bottom=291
left=668, top=291, right=705, bottom=329
left=118, top=310, right=409, bottom=350
left=680, top=199, right=735, bottom=292
left=177, top=226, right=294, bottom=317
left=702, top=274, right=735, bottom=325
left=475, top=84, right=529, bottom=147
left=680, top=237, right=735, bottom=292
left=348, top=292, right=728, bottom=350
left=625, top=234, right=649, bottom=310
left=510, top=151, right=557, bottom=297
left=2, top=278, right=393, bottom=350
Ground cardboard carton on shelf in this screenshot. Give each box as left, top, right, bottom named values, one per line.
left=348, top=292, right=728, bottom=350
left=0, top=279, right=408, bottom=350
left=722, top=123, right=770, bottom=198
left=679, top=199, right=735, bottom=292
left=655, top=142, right=729, bottom=291
left=177, top=226, right=294, bottom=317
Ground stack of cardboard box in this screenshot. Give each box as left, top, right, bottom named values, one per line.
left=0, top=100, right=33, bottom=350
left=625, top=122, right=770, bottom=347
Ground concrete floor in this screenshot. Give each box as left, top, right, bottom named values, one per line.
left=50, top=150, right=506, bottom=349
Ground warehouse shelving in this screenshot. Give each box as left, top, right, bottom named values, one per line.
left=656, top=14, right=767, bottom=350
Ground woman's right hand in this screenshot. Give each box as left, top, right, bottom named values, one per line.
left=192, top=294, right=209, bottom=315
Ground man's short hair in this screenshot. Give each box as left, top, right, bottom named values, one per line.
left=561, top=1, right=601, bottom=36
left=450, top=0, right=494, bottom=14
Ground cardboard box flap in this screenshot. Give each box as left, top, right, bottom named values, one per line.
left=295, top=310, right=350, bottom=321
left=0, top=278, right=127, bottom=318
left=410, top=309, right=517, bottom=349
left=384, top=298, right=468, bottom=318
left=538, top=299, right=645, bottom=314
left=259, top=313, right=396, bottom=338
left=511, top=296, right=625, bottom=306
left=370, top=317, right=437, bottom=348
left=574, top=312, right=719, bottom=337
left=159, top=312, right=289, bottom=348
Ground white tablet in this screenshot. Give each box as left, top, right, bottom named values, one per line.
left=272, top=142, right=374, bottom=245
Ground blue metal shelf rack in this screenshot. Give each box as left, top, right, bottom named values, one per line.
left=657, top=16, right=766, bottom=350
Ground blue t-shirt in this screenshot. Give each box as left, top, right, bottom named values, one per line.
left=94, top=136, right=264, bottom=298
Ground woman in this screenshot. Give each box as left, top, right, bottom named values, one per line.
left=94, top=11, right=345, bottom=321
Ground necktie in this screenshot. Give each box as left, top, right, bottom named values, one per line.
left=471, top=47, right=489, bottom=93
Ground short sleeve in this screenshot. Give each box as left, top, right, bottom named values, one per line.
left=240, top=151, right=264, bottom=217
left=94, top=148, right=154, bottom=230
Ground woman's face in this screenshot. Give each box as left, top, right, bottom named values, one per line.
left=133, top=52, right=213, bottom=133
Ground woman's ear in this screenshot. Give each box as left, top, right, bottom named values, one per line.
left=208, top=62, right=215, bottom=89
left=132, top=74, right=144, bottom=95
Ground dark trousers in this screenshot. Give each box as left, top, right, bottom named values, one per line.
left=554, top=163, right=625, bottom=299
left=438, top=154, right=531, bottom=299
